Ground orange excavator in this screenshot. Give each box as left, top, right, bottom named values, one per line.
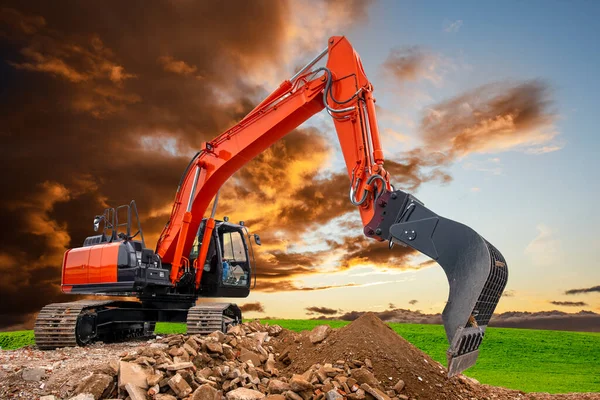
left=35, top=36, right=507, bottom=376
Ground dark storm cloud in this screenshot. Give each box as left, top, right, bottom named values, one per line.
left=0, top=1, right=308, bottom=329
left=549, top=301, right=588, bottom=307
left=305, top=306, right=339, bottom=316
left=239, top=302, right=265, bottom=313
left=565, top=285, right=600, bottom=295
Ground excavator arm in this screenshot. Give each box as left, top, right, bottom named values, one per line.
left=155, top=36, right=508, bottom=376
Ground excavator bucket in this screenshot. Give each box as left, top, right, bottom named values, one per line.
left=365, top=190, right=508, bottom=377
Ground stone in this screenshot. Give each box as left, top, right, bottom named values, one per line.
left=192, top=383, right=220, bottom=400
left=150, top=342, right=169, bottom=349
left=156, top=395, right=178, bottom=400
left=147, top=371, right=164, bottom=386
left=206, top=341, right=223, bottom=354
left=68, top=394, right=94, bottom=400
left=360, top=383, right=390, bottom=400
left=226, top=387, right=266, bottom=400
left=393, top=379, right=405, bottom=392
left=119, top=361, right=152, bottom=389
left=266, top=396, right=286, bottom=400
left=168, top=373, right=193, bottom=398
left=309, top=325, right=331, bottom=344
left=40, top=396, right=57, bottom=400
left=148, top=384, right=160, bottom=396
left=284, top=391, right=303, bottom=400
left=166, top=362, right=194, bottom=371
left=267, top=325, right=283, bottom=336
left=125, top=382, right=148, bottom=400
left=228, top=325, right=243, bottom=335
left=22, top=367, right=46, bottom=381
left=265, top=353, right=277, bottom=374
left=350, top=368, right=379, bottom=387
left=209, top=330, right=227, bottom=342
left=364, top=359, right=372, bottom=369
left=398, top=395, right=409, bottom=400
left=326, top=390, right=343, bottom=400
left=239, top=349, right=262, bottom=366
left=267, top=379, right=291, bottom=394
left=73, top=373, right=113, bottom=400
left=289, top=374, right=313, bottom=392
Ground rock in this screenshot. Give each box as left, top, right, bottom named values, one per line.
left=206, top=341, right=224, bottom=354
left=168, top=373, right=193, bottom=398
left=265, top=353, right=277, bottom=374
left=166, top=362, right=194, bottom=371
left=266, top=396, right=286, bottom=400
left=364, top=359, right=372, bottom=369
left=350, top=368, right=379, bottom=387
left=239, top=349, right=262, bottom=366
left=326, top=389, right=343, bottom=400
left=267, top=379, right=291, bottom=394
left=147, top=370, right=164, bottom=386
left=119, top=360, right=152, bottom=389
left=289, top=374, right=313, bottom=391
left=226, top=387, right=266, bottom=400
left=209, top=330, right=227, bottom=342
left=68, top=394, right=94, bottom=400
left=192, top=383, right=220, bottom=400
left=267, top=325, right=283, bottom=336
left=393, top=379, right=405, bottom=392
left=73, top=373, right=113, bottom=399
left=125, top=382, right=148, bottom=400
left=40, top=396, right=57, bottom=400
left=309, top=325, right=331, bottom=344
left=22, top=367, right=46, bottom=381
left=398, top=395, right=409, bottom=400
left=228, top=325, right=243, bottom=335
left=360, top=383, right=390, bottom=400
left=155, top=394, right=178, bottom=400
left=284, top=391, right=303, bottom=400
left=150, top=342, right=169, bottom=349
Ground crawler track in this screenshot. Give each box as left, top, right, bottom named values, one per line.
left=186, top=303, right=241, bottom=335
left=34, top=300, right=114, bottom=349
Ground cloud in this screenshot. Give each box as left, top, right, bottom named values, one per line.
left=382, top=46, right=442, bottom=84
left=444, top=20, right=463, bottom=33
left=305, top=306, right=339, bottom=316
left=525, top=224, right=560, bottom=266
left=0, top=1, right=376, bottom=329
left=239, top=302, right=265, bottom=313
left=565, top=286, right=600, bottom=295
left=408, top=299, right=418, bottom=305
left=549, top=301, right=588, bottom=307
left=388, top=303, right=396, bottom=309
left=502, top=290, right=516, bottom=297
left=420, top=81, right=560, bottom=157
left=158, top=56, right=198, bottom=76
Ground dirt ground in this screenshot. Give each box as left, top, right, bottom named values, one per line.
left=0, top=313, right=598, bottom=400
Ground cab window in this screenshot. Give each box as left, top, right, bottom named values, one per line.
left=222, top=231, right=247, bottom=262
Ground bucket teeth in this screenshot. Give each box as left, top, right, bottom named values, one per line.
left=382, top=191, right=508, bottom=376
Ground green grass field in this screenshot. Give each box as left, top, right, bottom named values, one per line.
left=1, top=321, right=598, bottom=394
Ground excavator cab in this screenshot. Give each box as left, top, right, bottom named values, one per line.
left=189, top=218, right=258, bottom=298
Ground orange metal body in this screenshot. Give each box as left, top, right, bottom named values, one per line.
left=156, top=36, right=390, bottom=283
left=61, top=242, right=120, bottom=289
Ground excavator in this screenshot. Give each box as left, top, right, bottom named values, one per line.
left=34, top=36, right=508, bottom=377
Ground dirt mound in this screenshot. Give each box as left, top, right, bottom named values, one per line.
left=276, top=312, right=470, bottom=399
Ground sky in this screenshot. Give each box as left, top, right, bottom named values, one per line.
left=0, top=0, right=598, bottom=329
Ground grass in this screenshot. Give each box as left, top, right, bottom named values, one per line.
left=2, top=321, right=598, bottom=393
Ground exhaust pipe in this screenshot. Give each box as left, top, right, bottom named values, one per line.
left=365, top=190, right=508, bottom=377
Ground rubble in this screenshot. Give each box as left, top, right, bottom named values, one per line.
left=1, top=313, right=600, bottom=400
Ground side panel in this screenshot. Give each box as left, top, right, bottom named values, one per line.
left=62, top=247, right=90, bottom=285
left=88, top=243, right=120, bottom=284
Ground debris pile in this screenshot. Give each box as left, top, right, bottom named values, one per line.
left=1, top=313, right=599, bottom=400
